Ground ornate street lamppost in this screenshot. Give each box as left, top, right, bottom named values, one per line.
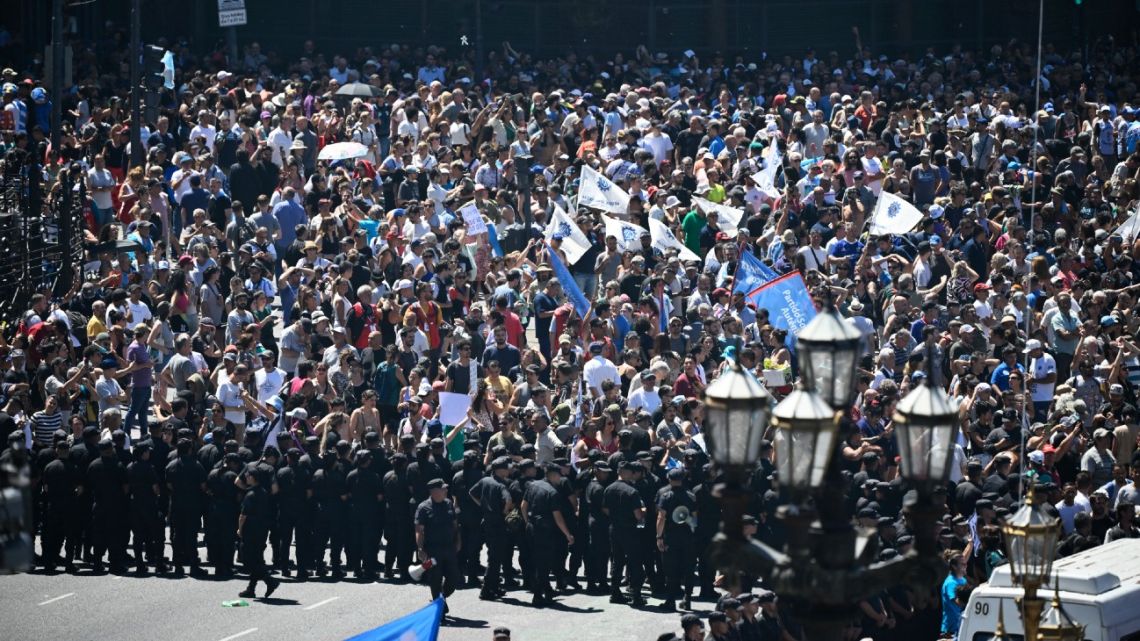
left=702, top=311, right=953, bottom=640
left=795, top=306, right=862, bottom=411
left=1001, top=485, right=1063, bottom=641
left=702, top=359, right=772, bottom=548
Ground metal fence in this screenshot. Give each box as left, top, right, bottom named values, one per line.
left=0, top=153, right=83, bottom=326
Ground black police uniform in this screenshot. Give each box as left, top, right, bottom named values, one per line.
left=166, top=452, right=207, bottom=573
left=382, top=461, right=415, bottom=579
left=39, top=448, right=80, bottom=571
left=602, top=474, right=646, bottom=604
left=471, top=471, right=511, bottom=597
left=451, top=461, right=485, bottom=585
left=522, top=477, right=563, bottom=603
left=239, top=482, right=278, bottom=597
left=508, top=468, right=537, bottom=586
left=273, top=459, right=312, bottom=576
left=584, top=471, right=612, bottom=591
left=637, top=465, right=662, bottom=590
left=312, top=453, right=351, bottom=576
left=694, top=479, right=722, bottom=597
left=86, top=447, right=129, bottom=571
left=415, top=492, right=459, bottom=602
left=126, top=448, right=164, bottom=572
left=656, top=481, right=698, bottom=606
left=205, top=460, right=241, bottom=575
left=345, top=455, right=384, bottom=578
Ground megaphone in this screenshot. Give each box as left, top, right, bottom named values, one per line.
left=408, top=557, right=436, bottom=582
left=672, top=505, right=697, bottom=531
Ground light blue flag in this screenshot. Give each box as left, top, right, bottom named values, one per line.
left=545, top=242, right=590, bottom=320
left=485, top=222, right=504, bottom=257
left=344, top=597, right=443, bottom=641
left=732, top=250, right=777, bottom=295
left=161, top=51, right=175, bottom=90
left=744, top=272, right=817, bottom=337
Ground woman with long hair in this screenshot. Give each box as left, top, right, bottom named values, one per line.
left=468, top=379, right=505, bottom=449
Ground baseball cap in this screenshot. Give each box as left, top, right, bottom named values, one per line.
left=1022, top=339, right=1043, bottom=353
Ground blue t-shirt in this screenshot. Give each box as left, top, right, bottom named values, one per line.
left=941, top=573, right=967, bottom=635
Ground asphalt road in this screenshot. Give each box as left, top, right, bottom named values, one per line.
left=0, top=557, right=695, bottom=641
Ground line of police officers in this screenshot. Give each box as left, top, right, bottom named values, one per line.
left=24, top=408, right=726, bottom=609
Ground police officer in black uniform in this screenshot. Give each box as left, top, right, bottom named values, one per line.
left=584, top=460, right=613, bottom=594
left=166, top=437, right=207, bottom=576
left=471, top=456, right=513, bottom=599
left=415, top=478, right=459, bottom=611
left=312, top=440, right=352, bottom=577
left=522, top=463, right=575, bottom=606
left=656, top=467, right=698, bottom=611
left=126, top=440, right=164, bottom=575
left=636, top=451, right=663, bottom=592
left=451, top=450, right=484, bottom=587
left=603, top=460, right=647, bottom=606
left=273, top=448, right=311, bottom=578
left=40, top=439, right=79, bottom=573
left=237, top=468, right=280, bottom=598
left=383, top=452, right=415, bottom=581
left=69, top=425, right=100, bottom=562
left=87, top=438, right=129, bottom=573
left=694, top=465, right=722, bottom=600
left=508, top=458, right=538, bottom=589
left=346, top=449, right=384, bottom=580
left=206, top=452, right=243, bottom=576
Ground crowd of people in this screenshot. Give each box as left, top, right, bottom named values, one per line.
left=2, top=23, right=1140, bottom=641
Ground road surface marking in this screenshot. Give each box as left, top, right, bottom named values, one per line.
left=218, top=628, right=258, bottom=641
left=38, top=593, right=75, bottom=606
left=304, top=596, right=339, bottom=610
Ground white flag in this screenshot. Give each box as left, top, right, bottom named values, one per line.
left=648, top=218, right=701, bottom=262
left=578, top=165, right=631, bottom=215
left=692, top=196, right=743, bottom=236
left=602, top=215, right=648, bottom=252
left=544, top=203, right=591, bottom=264
left=750, top=144, right=783, bottom=200
left=868, top=191, right=924, bottom=236
left=1114, top=205, right=1140, bottom=243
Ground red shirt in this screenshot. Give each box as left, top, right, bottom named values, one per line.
left=502, top=310, right=524, bottom=349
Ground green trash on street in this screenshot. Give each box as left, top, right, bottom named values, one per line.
left=222, top=599, right=250, bottom=608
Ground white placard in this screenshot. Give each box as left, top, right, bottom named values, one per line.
left=459, top=203, right=487, bottom=236
left=438, top=392, right=472, bottom=426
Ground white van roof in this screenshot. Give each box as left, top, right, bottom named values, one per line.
left=988, top=539, right=1140, bottom=595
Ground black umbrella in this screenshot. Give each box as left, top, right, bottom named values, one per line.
left=335, top=82, right=380, bottom=98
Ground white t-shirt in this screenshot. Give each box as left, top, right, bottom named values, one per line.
left=254, top=367, right=286, bottom=404
left=973, top=300, right=994, bottom=338
left=87, top=167, right=116, bottom=210
left=1030, top=352, right=1057, bottom=403
left=217, top=380, right=246, bottom=425
left=126, top=300, right=153, bottom=330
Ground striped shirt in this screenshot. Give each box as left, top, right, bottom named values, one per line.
left=30, top=410, right=64, bottom=446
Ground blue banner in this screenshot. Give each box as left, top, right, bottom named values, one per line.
left=344, top=597, right=443, bottom=641
left=545, top=242, right=591, bottom=320
left=486, top=222, right=504, bottom=257
left=745, top=272, right=817, bottom=336
left=732, top=250, right=778, bottom=295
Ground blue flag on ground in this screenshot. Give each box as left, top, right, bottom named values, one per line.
left=344, top=597, right=443, bottom=641
left=732, top=250, right=778, bottom=295
left=744, top=272, right=817, bottom=336
left=545, top=242, right=591, bottom=320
